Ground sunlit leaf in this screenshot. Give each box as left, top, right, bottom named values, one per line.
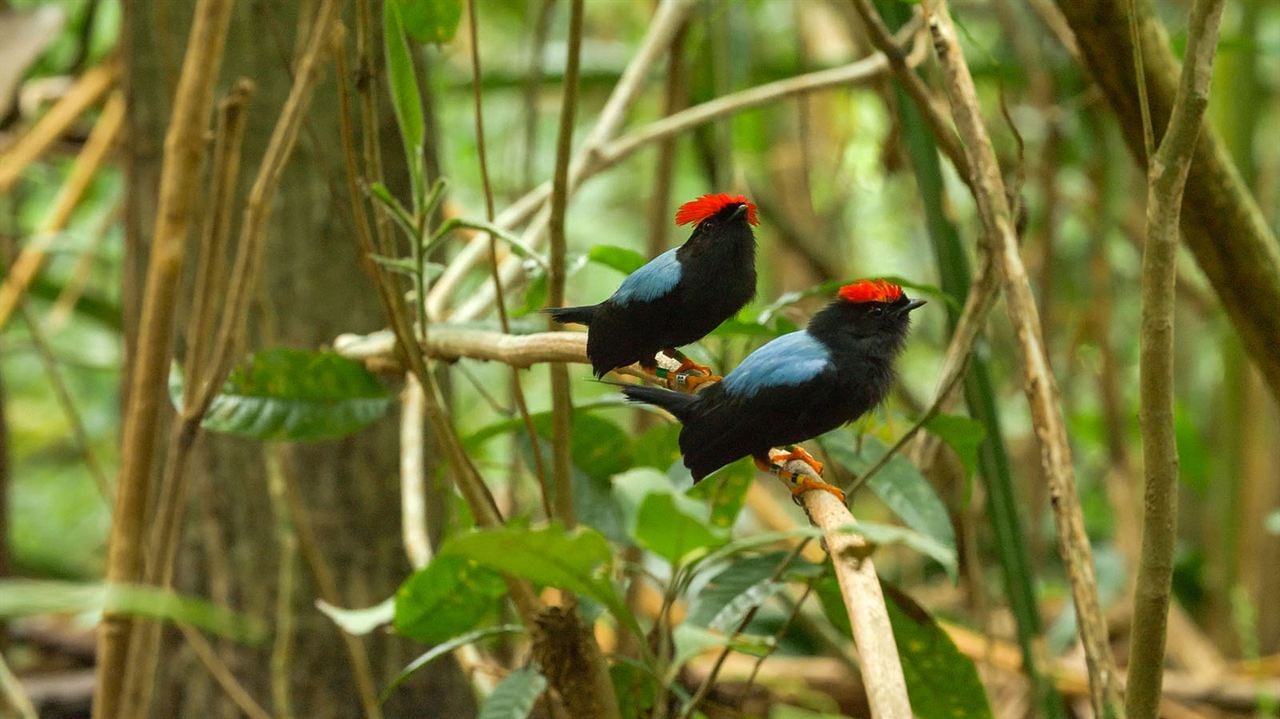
left=634, top=491, right=727, bottom=565
left=588, top=244, right=647, bottom=274
left=317, top=596, right=393, bottom=636
left=395, top=0, right=464, bottom=44
left=0, top=580, right=263, bottom=643
left=441, top=524, right=636, bottom=634
left=394, top=554, right=507, bottom=644
left=820, top=429, right=957, bottom=581
left=201, top=348, right=392, bottom=441
left=478, top=665, right=547, bottom=719
left=685, top=457, right=754, bottom=529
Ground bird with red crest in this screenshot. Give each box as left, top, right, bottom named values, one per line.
left=617, top=279, right=926, bottom=502
left=546, top=193, right=759, bottom=386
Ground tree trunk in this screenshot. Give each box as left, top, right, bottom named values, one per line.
left=121, top=1, right=474, bottom=716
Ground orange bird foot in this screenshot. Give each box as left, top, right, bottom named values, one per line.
left=673, top=357, right=715, bottom=376
left=668, top=371, right=721, bottom=391
left=790, top=477, right=846, bottom=505
left=772, top=446, right=824, bottom=476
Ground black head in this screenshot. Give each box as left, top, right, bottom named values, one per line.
left=807, top=279, right=926, bottom=349
left=674, top=193, right=758, bottom=247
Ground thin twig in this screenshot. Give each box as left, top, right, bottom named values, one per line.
left=1127, top=0, right=1226, bottom=716
left=93, top=0, right=235, bottom=713
left=468, top=0, right=551, bottom=518
left=0, top=61, right=117, bottom=193
left=175, top=624, right=274, bottom=719
left=547, top=0, right=584, bottom=528
left=266, top=447, right=298, bottom=719
left=15, top=303, right=111, bottom=500
left=1127, top=0, right=1155, bottom=163
left=0, top=651, right=37, bottom=719
left=0, top=90, right=124, bottom=331
left=919, top=1, right=1123, bottom=714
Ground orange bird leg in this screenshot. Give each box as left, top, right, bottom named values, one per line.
left=662, top=347, right=715, bottom=377
left=754, top=453, right=846, bottom=505
left=772, top=446, right=824, bottom=476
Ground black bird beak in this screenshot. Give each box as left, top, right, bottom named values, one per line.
left=901, top=298, right=927, bottom=314
left=730, top=204, right=748, bottom=220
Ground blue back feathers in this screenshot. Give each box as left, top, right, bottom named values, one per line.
left=720, top=331, right=831, bottom=398
left=611, top=247, right=682, bottom=305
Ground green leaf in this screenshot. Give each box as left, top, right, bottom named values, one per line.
left=514, top=267, right=548, bottom=317
left=633, top=422, right=682, bottom=470
left=478, top=666, right=547, bottom=719
left=611, top=661, right=658, bottom=719
left=926, top=414, right=986, bottom=499
left=394, top=555, right=507, bottom=644
left=383, top=625, right=524, bottom=700
left=588, top=244, right=648, bottom=274
left=395, top=0, right=464, bottom=44
left=849, top=519, right=957, bottom=577
left=634, top=492, right=727, bottom=565
left=441, top=524, right=635, bottom=633
left=820, top=429, right=957, bottom=581
left=671, top=624, right=773, bottom=671
left=434, top=218, right=548, bottom=271
left=814, top=573, right=851, bottom=636
left=0, top=580, right=263, bottom=643
left=685, top=457, right=754, bottom=529
left=367, top=182, right=418, bottom=241
left=317, top=596, right=393, bottom=636
left=883, top=583, right=994, bottom=719
left=686, top=552, right=796, bottom=627
left=756, top=280, right=843, bottom=325
left=202, top=348, right=392, bottom=441
left=383, top=0, right=425, bottom=202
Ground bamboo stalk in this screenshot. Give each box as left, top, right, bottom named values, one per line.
left=92, top=0, right=236, bottom=714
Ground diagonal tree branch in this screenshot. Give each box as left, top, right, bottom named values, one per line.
left=918, top=1, right=1124, bottom=715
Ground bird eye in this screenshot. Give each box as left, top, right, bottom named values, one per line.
left=869, top=306, right=884, bottom=316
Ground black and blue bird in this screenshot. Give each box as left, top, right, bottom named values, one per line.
left=546, top=193, right=758, bottom=384
left=618, top=279, right=925, bottom=501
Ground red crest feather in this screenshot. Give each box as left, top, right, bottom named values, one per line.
left=675, top=193, right=759, bottom=227
left=838, top=279, right=903, bottom=304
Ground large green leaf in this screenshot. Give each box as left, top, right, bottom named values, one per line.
left=632, top=422, right=682, bottom=471
left=394, top=554, right=507, bottom=644
left=926, top=414, right=987, bottom=491
left=0, top=580, right=263, bottom=643
left=588, top=244, right=647, bottom=274
left=633, top=491, right=727, bottom=566
left=820, top=429, right=957, bottom=581
left=395, top=0, right=463, bottom=44
left=383, top=0, right=424, bottom=200
left=685, top=457, right=754, bottom=530
left=478, top=666, right=547, bottom=719
left=686, top=552, right=803, bottom=628
left=202, top=348, right=392, bottom=441
left=815, top=577, right=993, bottom=718
left=883, top=584, right=994, bottom=719
left=849, top=520, right=957, bottom=578
left=441, top=524, right=634, bottom=633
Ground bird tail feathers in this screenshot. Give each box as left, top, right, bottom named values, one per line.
left=618, top=383, right=697, bottom=422
left=544, top=305, right=597, bottom=326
